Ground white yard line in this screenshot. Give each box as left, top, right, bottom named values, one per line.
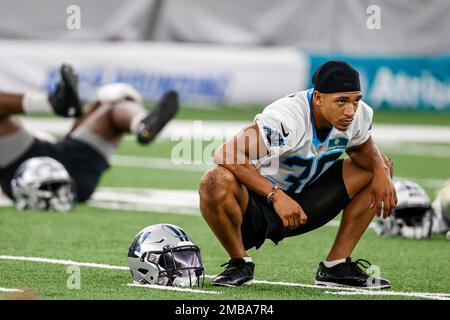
left=0, top=255, right=129, bottom=270
left=381, top=144, right=450, bottom=158
left=88, top=187, right=200, bottom=215
left=395, top=177, right=447, bottom=188
left=19, top=118, right=450, bottom=144
left=0, top=287, right=24, bottom=293
left=203, top=275, right=450, bottom=300
left=1, top=255, right=449, bottom=300
left=126, top=283, right=222, bottom=295
left=111, top=155, right=211, bottom=172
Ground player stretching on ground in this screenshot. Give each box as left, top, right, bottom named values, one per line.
left=0, top=64, right=178, bottom=209
left=199, top=61, right=397, bottom=288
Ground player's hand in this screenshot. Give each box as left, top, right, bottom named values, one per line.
left=272, top=190, right=307, bottom=229
left=369, top=167, right=398, bottom=219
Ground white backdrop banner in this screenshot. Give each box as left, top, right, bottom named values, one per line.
left=0, top=40, right=309, bottom=106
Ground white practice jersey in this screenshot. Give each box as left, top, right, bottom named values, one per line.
left=254, top=88, right=373, bottom=194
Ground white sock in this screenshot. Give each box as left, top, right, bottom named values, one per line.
left=129, top=112, right=148, bottom=134
left=243, top=257, right=253, bottom=263
left=323, top=258, right=347, bottom=268
left=22, top=91, right=52, bottom=114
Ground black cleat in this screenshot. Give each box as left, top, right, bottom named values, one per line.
left=136, top=90, right=179, bottom=145
left=48, top=64, right=82, bottom=118
left=212, top=258, right=255, bottom=287
left=315, top=257, right=391, bottom=289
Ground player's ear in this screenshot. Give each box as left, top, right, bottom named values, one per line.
left=314, top=91, right=323, bottom=106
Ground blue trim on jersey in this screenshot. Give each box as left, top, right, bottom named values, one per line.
left=265, top=175, right=279, bottom=186
left=262, top=124, right=285, bottom=147
left=282, top=154, right=315, bottom=193
left=307, top=150, right=343, bottom=186
left=307, top=88, right=333, bottom=149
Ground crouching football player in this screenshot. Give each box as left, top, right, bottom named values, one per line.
left=0, top=64, right=178, bottom=211
left=199, top=61, right=397, bottom=289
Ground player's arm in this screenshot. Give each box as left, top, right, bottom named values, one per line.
left=214, top=123, right=307, bottom=229
left=346, top=137, right=397, bottom=218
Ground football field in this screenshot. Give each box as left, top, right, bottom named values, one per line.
left=0, top=108, right=449, bottom=300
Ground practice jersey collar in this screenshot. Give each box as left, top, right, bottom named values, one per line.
left=307, top=88, right=333, bottom=149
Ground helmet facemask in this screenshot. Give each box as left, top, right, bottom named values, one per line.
left=155, top=244, right=205, bottom=287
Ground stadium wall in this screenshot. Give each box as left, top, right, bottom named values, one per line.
left=0, top=40, right=449, bottom=110
left=308, top=54, right=450, bottom=111
left=2, top=0, right=450, bottom=56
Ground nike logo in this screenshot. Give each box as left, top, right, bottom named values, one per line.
left=280, top=123, right=289, bottom=137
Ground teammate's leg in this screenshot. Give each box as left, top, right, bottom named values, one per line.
left=69, top=100, right=143, bottom=147
left=1, top=64, right=81, bottom=120
left=0, top=63, right=81, bottom=137
left=68, top=87, right=179, bottom=151
left=0, top=92, right=23, bottom=119
left=0, top=90, right=48, bottom=139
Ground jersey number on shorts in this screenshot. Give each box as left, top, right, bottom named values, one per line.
left=283, top=151, right=342, bottom=193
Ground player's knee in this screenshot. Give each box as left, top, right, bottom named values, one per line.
left=199, top=166, right=237, bottom=205
left=343, top=158, right=374, bottom=197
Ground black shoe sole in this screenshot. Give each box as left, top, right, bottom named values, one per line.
left=49, top=64, right=82, bottom=118
left=60, top=64, right=82, bottom=117
left=315, top=280, right=391, bottom=290
left=136, top=90, right=179, bottom=145
left=212, top=279, right=253, bottom=287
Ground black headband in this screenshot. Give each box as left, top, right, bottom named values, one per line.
left=312, top=60, right=361, bottom=93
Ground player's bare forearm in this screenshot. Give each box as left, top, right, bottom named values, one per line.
left=346, top=136, right=397, bottom=217
left=214, top=123, right=308, bottom=228
left=214, top=138, right=307, bottom=228
left=213, top=123, right=277, bottom=197
left=346, top=137, right=388, bottom=175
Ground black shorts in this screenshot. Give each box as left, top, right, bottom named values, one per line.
left=241, top=159, right=350, bottom=250
left=0, top=137, right=109, bottom=202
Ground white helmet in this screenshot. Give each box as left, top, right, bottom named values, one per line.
left=431, top=181, right=450, bottom=236
left=11, top=157, right=76, bottom=212
left=127, top=224, right=204, bottom=287
left=373, top=180, right=433, bottom=239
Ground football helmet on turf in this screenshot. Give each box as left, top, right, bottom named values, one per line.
left=11, top=157, right=76, bottom=212
left=128, top=224, right=204, bottom=287
left=373, top=180, right=433, bottom=239
left=431, top=181, right=450, bottom=235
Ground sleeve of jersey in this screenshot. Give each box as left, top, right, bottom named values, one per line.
left=347, top=102, right=374, bottom=148
left=254, top=104, right=302, bottom=156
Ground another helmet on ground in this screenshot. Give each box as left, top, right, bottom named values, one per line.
left=373, top=180, right=433, bottom=239
left=431, top=180, right=450, bottom=236
left=11, top=157, right=76, bottom=212
left=128, top=224, right=204, bottom=287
